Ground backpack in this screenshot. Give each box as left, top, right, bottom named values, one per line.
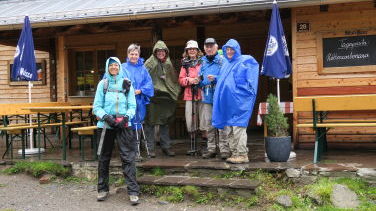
left=102, top=77, right=131, bottom=95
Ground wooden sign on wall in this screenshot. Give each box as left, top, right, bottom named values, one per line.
left=316, top=30, right=376, bottom=74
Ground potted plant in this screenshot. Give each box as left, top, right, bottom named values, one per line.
left=264, top=94, right=291, bottom=162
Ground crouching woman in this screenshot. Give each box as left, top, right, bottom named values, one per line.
left=93, top=57, right=140, bottom=205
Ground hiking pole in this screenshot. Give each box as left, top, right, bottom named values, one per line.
left=97, top=125, right=107, bottom=156
left=140, top=123, right=150, bottom=158
left=135, top=123, right=141, bottom=160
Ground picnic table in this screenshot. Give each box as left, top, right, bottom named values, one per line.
left=22, top=105, right=93, bottom=160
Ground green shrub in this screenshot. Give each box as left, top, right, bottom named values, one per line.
left=265, top=94, right=289, bottom=137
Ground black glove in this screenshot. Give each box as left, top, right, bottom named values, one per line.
left=123, top=79, right=131, bottom=94
left=115, top=116, right=129, bottom=129
left=102, top=114, right=117, bottom=128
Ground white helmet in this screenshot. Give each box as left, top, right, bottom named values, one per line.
left=185, top=40, right=199, bottom=50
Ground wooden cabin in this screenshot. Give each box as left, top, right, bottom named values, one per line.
left=0, top=0, right=375, bottom=148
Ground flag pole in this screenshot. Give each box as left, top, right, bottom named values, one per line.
left=277, top=79, right=280, bottom=104
left=28, top=81, right=34, bottom=150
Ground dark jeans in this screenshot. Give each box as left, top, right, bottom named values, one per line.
left=97, top=127, right=139, bottom=196
left=144, top=123, right=172, bottom=151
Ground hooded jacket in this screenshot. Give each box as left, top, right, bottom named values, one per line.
left=93, top=57, right=137, bottom=129
left=212, top=39, right=259, bottom=129
left=144, top=40, right=181, bottom=101
left=122, top=58, right=154, bottom=130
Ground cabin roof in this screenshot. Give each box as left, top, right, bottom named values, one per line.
left=0, top=0, right=365, bottom=30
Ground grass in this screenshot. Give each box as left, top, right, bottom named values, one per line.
left=140, top=170, right=376, bottom=210
left=1, top=161, right=70, bottom=178
left=305, top=177, right=334, bottom=205
left=150, top=167, right=166, bottom=176
left=61, top=176, right=94, bottom=184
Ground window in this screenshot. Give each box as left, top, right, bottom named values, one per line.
left=8, top=59, right=47, bottom=86
left=68, top=47, right=115, bottom=96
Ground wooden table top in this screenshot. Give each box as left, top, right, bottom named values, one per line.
left=22, top=105, right=93, bottom=112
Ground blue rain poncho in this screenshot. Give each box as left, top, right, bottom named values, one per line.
left=212, top=39, right=259, bottom=129
left=93, top=57, right=137, bottom=129
left=122, top=58, right=154, bottom=130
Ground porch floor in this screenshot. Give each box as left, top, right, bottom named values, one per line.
left=1, top=131, right=375, bottom=171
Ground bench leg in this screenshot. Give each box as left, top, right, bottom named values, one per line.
left=21, top=130, right=25, bottom=159
left=5, top=133, right=9, bottom=157
left=68, top=126, right=72, bottom=149
left=314, top=129, right=320, bottom=163
left=43, top=128, right=47, bottom=149
left=10, top=135, right=13, bottom=160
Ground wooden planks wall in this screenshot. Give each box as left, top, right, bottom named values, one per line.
left=292, top=1, right=376, bottom=147
left=0, top=44, right=50, bottom=103
left=57, top=29, right=152, bottom=102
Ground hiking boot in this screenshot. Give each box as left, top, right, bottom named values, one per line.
left=162, top=148, right=175, bottom=157
left=220, top=152, right=231, bottom=160
left=129, top=195, right=140, bottom=205
left=97, top=191, right=109, bottom=201
left=226, top=155, right=249, bottom=164
left=202, top=151, right=216, bottom=159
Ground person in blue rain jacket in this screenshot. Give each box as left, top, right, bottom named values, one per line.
left=122, top=44, right=154, bottom=160
left=198, top=38, right=231, bottom=160
left=212, top=39, right=259, bottom=164
left=93, top=57, right=140, bottom=205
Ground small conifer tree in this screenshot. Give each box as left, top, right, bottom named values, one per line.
left=265, top=94, right=289, bottom=137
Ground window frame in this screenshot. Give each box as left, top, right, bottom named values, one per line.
left=7, top=59, right=47, bottom=86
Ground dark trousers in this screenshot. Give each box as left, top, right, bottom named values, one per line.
left=144, top=123, right=172, bottom=151
left=97, top=127, right=139, bottom=196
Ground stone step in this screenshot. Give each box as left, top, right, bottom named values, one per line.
left=137, top=158, right=302, bottom=172
left=137, top=175, right=260, bottom=190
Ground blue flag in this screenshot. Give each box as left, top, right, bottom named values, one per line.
left=261, top=2, right=292, bottom=79
left=11, top=16, right=37, bottom=81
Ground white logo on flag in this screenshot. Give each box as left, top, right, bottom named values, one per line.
left=20, top=67, right=32, bottom=80
left=266, top=36, right=278, bottom=56
left=14, top=45, right=20, bottom=58
left=282, top=36, right=289, bottom=56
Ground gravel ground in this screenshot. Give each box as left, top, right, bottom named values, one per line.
left=0, top=174, right=245, bottom=211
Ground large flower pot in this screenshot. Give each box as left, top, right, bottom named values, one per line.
left=265, top=136, right=291, bottom=162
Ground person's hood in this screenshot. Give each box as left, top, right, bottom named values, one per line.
left=222, top=39, right=242, bottom=62
left=104, top=57, right=123, bottom=79
left=126, top=57, right=145, bottom=67
left=152, top=40, right=169, bottom=58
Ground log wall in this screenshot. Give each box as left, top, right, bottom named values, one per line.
left=292, top=1, right=376, bottom=147
left=0, top=45, right=50, bottom=103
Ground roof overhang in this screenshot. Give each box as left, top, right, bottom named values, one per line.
left=0, top=0, right=370, bottom=31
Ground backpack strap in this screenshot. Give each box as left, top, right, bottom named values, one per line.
left=103, top=78, right=109, bottom=94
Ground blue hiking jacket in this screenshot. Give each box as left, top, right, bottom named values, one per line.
left=122, top=58, right=154, bottom=130
left=93, top=57, right=136, bottom=129
left=212, top=39, right=259, bottom=129
left=198, top=54, right=225, bottom=104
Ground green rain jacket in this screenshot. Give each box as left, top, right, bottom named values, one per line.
left=144, top=41, right=181, bottom=125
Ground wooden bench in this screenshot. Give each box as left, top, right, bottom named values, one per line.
left=295, top=94, right=376, bottom=163
left=71, top=126, right=98, bottom=161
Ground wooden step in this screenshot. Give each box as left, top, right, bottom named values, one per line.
left=138, top=175, right=260, bottom=190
